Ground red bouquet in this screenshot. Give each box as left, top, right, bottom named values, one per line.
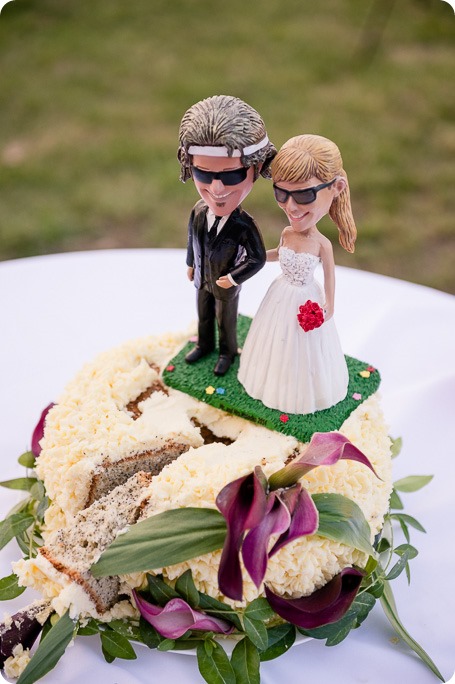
left=297, top=300, right=324, bottom=332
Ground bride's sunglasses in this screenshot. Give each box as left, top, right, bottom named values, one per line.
left=192, top=166, right=248, bottom=186
left=273, top=179, right=336, bottom=205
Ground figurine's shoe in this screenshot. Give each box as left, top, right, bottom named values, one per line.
left=213, top=355, right=235, bottom=376
left=185, top=346, right=212, bottom=364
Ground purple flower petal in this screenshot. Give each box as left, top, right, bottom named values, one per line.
left=216, top=467, right=268, bottom=600
left=269, top=484, right=319, bottom=557
left=31, top=403, right=55, bottom=457
left=269, top=432, right=379, bottom=489
left=133, top=592, right=234, bottom=639
left=264, top=567, right=364, bottom=629
left=242, top=492, right=291, bottom=588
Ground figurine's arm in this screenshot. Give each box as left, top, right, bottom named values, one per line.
left=226, top=217, right=267, bottom=286
left=266, top=247, right=279, bottom=262
left=266, top=233, right=283, bottom=262
left=186, top=206, right=197, bottom=281
left=320, top=239, right=336, bottom=321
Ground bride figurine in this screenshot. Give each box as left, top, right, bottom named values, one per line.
left=238, top=134, right=357, bottom=415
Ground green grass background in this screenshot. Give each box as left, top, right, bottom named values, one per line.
left=0, top=0, right=454, bottom=292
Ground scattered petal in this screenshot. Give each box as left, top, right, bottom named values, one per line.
left=165, top=365, right=175, bottom=372
left=205, top=386, right=216, bottom=395
left=189, top=335, right=198, bottom=343
left=366, top=366, right=376, bottom=372
left=31, top=403, right=55, bottom=457
left=264, top=567, right=364, bottom=629
left=359, top=370, right=370, bottom=378
left=133, top=592, right=233, bottom=639
left=352, top=392, right=362, bottom=400
left=279, top=414, right=289, bottom=423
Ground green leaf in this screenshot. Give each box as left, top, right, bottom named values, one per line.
left=0, top=513, right=34, bottom=550
left=108, top=619, right=142, bottom=641
left=244, top=597, right=275, bottom=622
left=17, top=612, right=76, bottom=684
left=171, top=638, right=204, bottom=651
left=367, top=576, right=385, bottom=598
left=197, top=640, right=236, bottom=684
left=380, top=581, right=444, bottom=682
left=139, top=616, right=164, bottom=649
left=390, top=436, right=403, bottom=458
left=242, top=616, right=268, bottom=651
left=389, top=488, right=403, bottom=510
left=18, top=451, right=36, bottom=468
left=197, top=593, right=243, bottom=631
left=231, top=637, right=260, bottom=684
left=325, top=622, right=353, bottom=646
left=91, top=508, right=227, bottom=577
left=157, top=638, right=176, bottom=651
left=101, top=644, right=115, bottom=663
left=259, top=623, right=296, bottom=662
left=77, top=619, right=100, bottom=636
left=376, top=537, right=391, bottom=554
left=30, top=481, right=46, bottom=502
left=175, top=568, right=200, bottom=608
left=313, top=493, right=375, bottom=557
left=100, top=628, right=137, bottom=660
left=0, top=573, right=26, bottom=600
left=146, top=573, right=180, bottom=606
left=393, top=475, right=433, bottom=493
left=390, top=513, right=426, bottom=534
left=394, top=543, right=418, bottom=559
left=0, top=477, right=37, bottom=491
left=386, top=546, right=417, bottom=581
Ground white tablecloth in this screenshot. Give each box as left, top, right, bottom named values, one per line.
left=0, top=249, right=454, bottom=684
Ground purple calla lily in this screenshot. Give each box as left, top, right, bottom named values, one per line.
left=31, top=403, right=55, bottom=457
left=133, top=591, right=234, bottom=639
left=216, top=467, right=268, bottom=600
left=241, top=491, right=291, bottom=588
left=269, top=431, right=379, bottom=490
left=264, top=567, right=364, bottom=629
left=216, top=433, right=375, bottom=601
left=269, top=484, right=319, bottom=557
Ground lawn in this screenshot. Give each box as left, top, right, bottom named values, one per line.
left=0, top=0, right=454, bottom=292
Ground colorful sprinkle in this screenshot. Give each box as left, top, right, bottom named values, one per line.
left=216, top=387, right=226, bottom=395
left=359, top=370, right=371, bottom=378
left=279, top=414, right=289, bottom=423
left=205, top=386, right=215, bottom=395
left=366, top=366, right=376, bottom=373
left=165, top=364, right=175, bottom=372
left=352, top=393, right=362, bottom=401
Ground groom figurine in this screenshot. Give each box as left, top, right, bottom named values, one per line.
left=178, top=95, right=276, bottom=376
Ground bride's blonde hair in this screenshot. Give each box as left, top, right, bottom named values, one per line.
left=271, top=134, right=357, bottom=253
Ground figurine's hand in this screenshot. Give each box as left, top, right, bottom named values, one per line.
left=323, top=305, right=334, bottom=321
left=216, top=275, right=234, bottom=289
left=187, top=267, right=194, bottom=282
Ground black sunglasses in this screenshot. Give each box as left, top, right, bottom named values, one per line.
left=273, top=179, right=336, bottom=205
left=192, top=166, right=248, bottom=186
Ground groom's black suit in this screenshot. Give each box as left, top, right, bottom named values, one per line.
left=186, top=199, right=266, bottom=358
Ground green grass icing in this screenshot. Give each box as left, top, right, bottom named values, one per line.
left=162, top=315, right=380, bottom=443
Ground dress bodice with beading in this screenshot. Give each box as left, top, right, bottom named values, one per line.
left=279, top=246, right=320, bottom=287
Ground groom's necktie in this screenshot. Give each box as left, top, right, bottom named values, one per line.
left=208, top=216, right=222, bottom=242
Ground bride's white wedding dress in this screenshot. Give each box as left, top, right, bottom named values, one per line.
left=238, top=246, right=348, bottom=414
